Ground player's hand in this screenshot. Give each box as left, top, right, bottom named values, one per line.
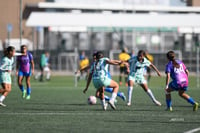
left=157, top=72, right=161, bottom=77
left=32, top=69, right=35, bottom=75
left=16, top=71, right=18, bottom=76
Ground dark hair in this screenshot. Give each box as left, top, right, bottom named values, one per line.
left=5, top=46, right=15, bottom=56
left=96, top=51, right=104, bottom=60
left=21, top=45, right=27, bottom=49
left=167, top=51, right=179, bottom=68
left=137, top=50, right=146, bottom=56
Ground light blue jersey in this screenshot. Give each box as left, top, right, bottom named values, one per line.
left=129, top=56, right=151, bottom=76
left=0, top=56, right=14, bottom=84
left=90, top=57, right=111, bottom=89
left=91, top=57, right=109, bottom=80
left=128, top=56, right=151, bottom=84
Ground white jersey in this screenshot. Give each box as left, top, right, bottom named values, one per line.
left=0, top=56, right=14, bottom=72
left=90, top=57, right=109, bottom=79
left=128, top=56, right=151, bottom=76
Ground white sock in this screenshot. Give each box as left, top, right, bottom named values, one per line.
left=110, top=92, right=117, bottom=102
left=146, top=89, right=156, bottom=102
left=101, top=99, right=106, bottom=108
left=46, top=72, right=51, bottom=79
left=128, top=86, right=133, bottom=103
left=0, top=95, right=5, bottom=102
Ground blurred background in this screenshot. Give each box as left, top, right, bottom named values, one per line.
left=0, top=0, right=200, bottom=75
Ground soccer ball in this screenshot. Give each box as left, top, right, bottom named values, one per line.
left=88, top=96, right=97, bottom=105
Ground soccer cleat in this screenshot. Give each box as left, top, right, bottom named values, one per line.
left=127, top=102, right=131, bottom=106
left=114, top=99, right=118, bottom=103
left=103, top=103, right=108, bottom=111
left=153, top=100, right=162, bottom=106
left=165, top=107, right=173, bottom=111
left=22, top=90, right=26, bottom=98
left=0, top=102, right=6, bottom=107
left=26, top=95, right=31, bottom=100
left=120, top=93, right=126, bottom=101
left=193, top=102, right=199, bottom=111
left=108, top=100, right=116, bottom=110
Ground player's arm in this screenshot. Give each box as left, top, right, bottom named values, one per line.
left=16, top=58, right=20, bottom=75
left=31, top=59, right=35, bottom=75
left=165, top=72, right=170, bottom=89
left=14, top=52, right=25, bottom=56
left=185, top=69, right=189, bottom=77
left=83, top=72, right=93, bottom=94
left=106, top=59, right=122, bottom=65
left=150, top=63, right=161, bottom=77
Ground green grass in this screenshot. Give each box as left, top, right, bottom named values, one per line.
left=0, top=76, right=199, bottom=133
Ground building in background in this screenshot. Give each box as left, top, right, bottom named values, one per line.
left=0, top=0, right=45, bottom=50
left=1, top=0, right=200, bottom=73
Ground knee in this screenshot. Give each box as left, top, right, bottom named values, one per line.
left=178, top=92, right=183, bottom=97
left=5, top=86, right=11, bottom=92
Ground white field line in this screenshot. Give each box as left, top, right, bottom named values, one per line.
left=184, top=127, right=200, bottom=133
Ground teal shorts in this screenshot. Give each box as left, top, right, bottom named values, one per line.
left=128, top=74, right=147, bottom=84
left=92, top=77, right=111, bottom=89
left=0, top=72, right=12, bottom=84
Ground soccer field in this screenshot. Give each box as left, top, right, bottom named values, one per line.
left=0, top=76, right=199, bottom=133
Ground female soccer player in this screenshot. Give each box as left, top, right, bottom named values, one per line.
left=165, top=51, right=198, bottom=111
left=16, top=45, right=34, bottom=100
left=0, top=46, right=15, bottom=106
left=126, top=50, right=161, bottom=106
left=79, top=52, right=126, bottom=102
left=83, top=51, right=125, bottom=110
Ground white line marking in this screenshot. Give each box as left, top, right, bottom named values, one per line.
left=184, top=127, right=200, bottom=133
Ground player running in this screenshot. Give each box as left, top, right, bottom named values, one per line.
left=78, top=52, right=126, bottom=102
left=126, top=50, right=162, bottom=106
left=83, top=51, right=126, bottom=110
left=16, top=45, right=34, bottom=100
left=165, top=51, right=198, bottom=111
left=0, top=46, right=15, bottom=106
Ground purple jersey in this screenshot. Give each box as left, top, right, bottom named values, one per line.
left=165, top=60, right=188, bottom=87
left=17, top=52, right=33, bottom=73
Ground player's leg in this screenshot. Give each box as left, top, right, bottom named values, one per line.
left=127, top=79, right=134, bottom=106
left=178, top=90, right=198, bottom=111
left=39, top=64, right=44, bottom=82
left=25, top=76, right=31, bottom=100
left=46, top=69, right=51, bottom=80
left=106, top=79, right=119, bottom=110
left=0, top=83, right=11, bottom=107
left=18, top=72, right=26, bottom=98
left=104, top=87, right=126, bottom=101
left=124, top=67, right=128, bottom=86
left=97, top=87, right=108, bottom=111
left=140, top=83, right=161, bottom=106
left=119, top=67, right=123, bottom=85
left=94, top=80, right=107, bottom=110
left=165, top=88, right=173, bottom=111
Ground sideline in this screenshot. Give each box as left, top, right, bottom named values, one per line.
left=184, top=127, right=200, bottom=133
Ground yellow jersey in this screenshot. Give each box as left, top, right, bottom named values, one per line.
left=80, top=58, right=89, bottom=70
left=119, top=52, right=130, bottom=67
left=146, top=54, right=154, bottom=63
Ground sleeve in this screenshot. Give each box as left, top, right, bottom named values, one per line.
left=0, top=58, right=8, bottom=70
left=165, top=63, right=171, bottom=74
left=28, top=52, right=33, bottom=61
left=181, top=62, right=187, bottom=70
